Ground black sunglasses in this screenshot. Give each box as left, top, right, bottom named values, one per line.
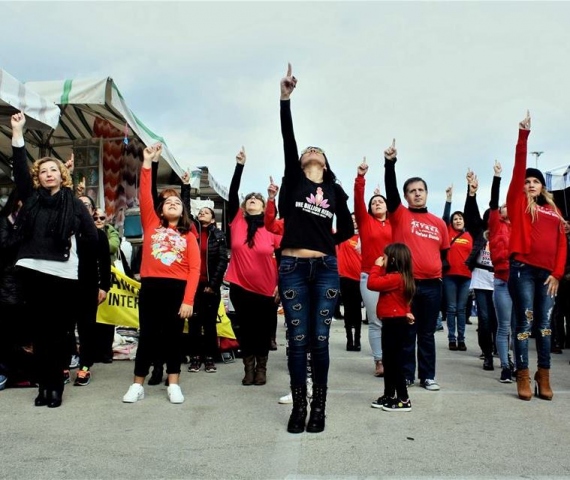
left=94, top=216, right=106, bottom=221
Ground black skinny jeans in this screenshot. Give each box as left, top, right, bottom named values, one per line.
left=134, top=278, right=186, bottom=377
left=339, top=276, right=362, bottom=330
left=381, top=318, right=411, bottom=400
left=187, top=281, right=220, bottom=358
left=229, top=283, right=275, bottom=357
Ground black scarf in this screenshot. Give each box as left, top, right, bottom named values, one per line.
left=244, top=213, right=265, bottom=248
left=16, top=187, right=76, bottom=248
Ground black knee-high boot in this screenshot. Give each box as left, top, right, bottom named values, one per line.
left=345, top=327, right=354, bottom=351
left=354, top=324, right=361, bottom=351
left=306, top=384, right=327, bottom=433
left=287, top=385, right=308, bottom=434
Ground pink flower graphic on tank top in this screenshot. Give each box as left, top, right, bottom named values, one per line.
left=306, top=187, right=330, bottom=209
left=150, top=227, right=187, bottom=265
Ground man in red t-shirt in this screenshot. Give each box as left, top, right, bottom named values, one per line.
left=383, top=140, right=450, bottom=391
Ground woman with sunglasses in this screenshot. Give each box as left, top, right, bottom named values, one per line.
left=279, top=64, right=354, bottom=433
left=226, top=147, right=280, bottom=387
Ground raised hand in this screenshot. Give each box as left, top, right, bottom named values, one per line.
left=76, top=176, right=86, bottom=197
left=236, top=146, right=246, bottom=165
left=469, top=175, right=479, bottom=196
left=374, top=184, right=382, bottom=196
left=357, top=156, right=368, bottom=176
left=181, top=170, right=190, bottom=185
left=384, top=139, right=397, bottom=161
left=64, top=153, right=75, bottom=175
left=519, top=110, right=531, bottom=130
left=493, top=160, right=502, bottom=177
left=466, top=167, right=475, bottom=184
left=280, top=63, right=298, bottom=100
left=267, top=175, right=279, bottom=199
left=445, top=184, right=453, bottom=202
left=11, top=112, right=26, bottom=131
left=143, top=142, right=162, bottom=165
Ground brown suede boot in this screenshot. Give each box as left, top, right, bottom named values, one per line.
left=534, top=367, right=553, bottom=400
left=254, top=356, right=268, bottom=385
left=516, top=368, right=532, bottom=401
left=242, top=356, right=255, bottom=385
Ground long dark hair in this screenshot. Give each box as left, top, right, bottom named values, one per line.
left=0, top=188, right=21, bottom=217
left=384, top=243, right=416, bottom=304
left=156, top=189, right=192, bottom=234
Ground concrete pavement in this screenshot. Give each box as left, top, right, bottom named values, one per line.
left=1, top=316, right=570, bottom=480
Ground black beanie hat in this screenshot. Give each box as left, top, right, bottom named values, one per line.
left=525, top=168, right=546, bottom=186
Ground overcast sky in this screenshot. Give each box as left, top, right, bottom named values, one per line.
left=4, top=0, right=570, bottom=210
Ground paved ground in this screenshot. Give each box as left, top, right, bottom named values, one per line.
left=1, top=316, right=570, bottom=480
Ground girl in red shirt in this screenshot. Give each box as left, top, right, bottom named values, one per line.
left=367, top=243, right=416, bottom=412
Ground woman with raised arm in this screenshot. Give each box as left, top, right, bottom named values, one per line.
left=354, top=158, right=392, bottom=375
left=122, top=143, right=200, bottom=405
left=226, top=147, right=280, bottom=387
left=279, top=64, right=353, bottom=434
left=488, top=161, right=515, bottom=383
left=441, top=184, right=473, bottom=352
left=10, top=112, right=99, bottom=408
left=507, top=111, right=567, bottom=401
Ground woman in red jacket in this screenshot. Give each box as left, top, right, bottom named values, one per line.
left=442, top=185, right=473, bottom=352
left=507, top=111, right=567, bottom=401
left=354, top=159, right=392, bottom=376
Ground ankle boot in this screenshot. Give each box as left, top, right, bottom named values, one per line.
left=534, top=367, right=553, bottom=400
left=34, top=387, right=48, bottom=407
left=516, top=368, right=532, bottom=401
left=148, top=365, right=164, bottom=385
left=345, top=328, right=354, bottom=351
left=354, top=325, right=361, bottom=351
left=287, top=385, right=308, bottom=434
left=306, top=384, right=327, bottom=433
left=242, top=356, right=255, bottom=385
left=47, top=389, right=63, bottom=408
left=254, top=356, right=268, bottom=385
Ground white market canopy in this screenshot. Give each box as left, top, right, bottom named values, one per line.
left=25, top=77, right=201, bottom=181
left=0, top=69, right=61, bottom=180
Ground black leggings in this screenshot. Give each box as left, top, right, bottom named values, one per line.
left=187, top=282, right=220, bottom=358
left=134, top=278, right=186, bottom=377
left=339, top=276, right=362, bottom=330
left=229, top=283, right=275, bottom=357
left=381, top=318, right=410, bottom=400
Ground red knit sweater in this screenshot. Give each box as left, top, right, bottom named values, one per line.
left=506, top=129, right=567, bottom=279
left=367, top=266, right=411, bottom=319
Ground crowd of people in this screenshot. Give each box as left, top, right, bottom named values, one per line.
left=1, top=67, right=569, bottom=434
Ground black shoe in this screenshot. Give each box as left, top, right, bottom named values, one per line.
left=466, top=319, right=473, bottom=325
left=306, top=385, right=327, bottom=433
left=458, top=342, right=467, bottom=351
left=148, top=366, right=163, bottom=386
left=34, top=389, right=48, bottom=407
left=346, top=339, right=354, bottom=351
left=287, top=385, right=308, bottom=434
left=47, top=390, right=62, bottom=408
left=483, top=357, right=494, bottom=371
left=448, top=342, right=458, bottom=351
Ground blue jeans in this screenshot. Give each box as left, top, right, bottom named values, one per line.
left=279, top=255, right=340, bottom=387
left=403, top=279, right=442, bottom=382
left=508, top=261, right=554, bottom=370
left=493, top=278, right=515, bottom=369
left=443, top=275, right=471, bottom=343
left=360, top=272, right=382, bottom=362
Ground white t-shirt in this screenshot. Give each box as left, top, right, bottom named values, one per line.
left=470, top=242, right=494, bottom=290
left=17, top=235, right=79, bottom=280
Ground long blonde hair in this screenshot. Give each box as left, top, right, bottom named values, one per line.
left=525, top=189, right=565, bottom=229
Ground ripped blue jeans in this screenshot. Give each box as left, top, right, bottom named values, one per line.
left=279, top=255, right=340, bottom=387
left=508, top=261, right=554, bottom=370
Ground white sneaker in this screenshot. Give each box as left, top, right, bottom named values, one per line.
left=122, top=383, right=144, bottom=403
left=167, top=384, right=185, bottom=404
left=278, top=392, right=293, bottom=404
left=420, top=379, right=441, bottom=391
left=69, top=355, right=80, bottom=369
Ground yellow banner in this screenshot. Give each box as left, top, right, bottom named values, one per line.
left=96, top=266, right=141, bottom=328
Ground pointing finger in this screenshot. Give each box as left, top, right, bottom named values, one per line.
left=363, top=156, right=367, bottom=164
left=287, top=63, right=292, bottom=77
left=392, top=138, right=396, bottom=148
left=269, top=175, right=274, bottom=184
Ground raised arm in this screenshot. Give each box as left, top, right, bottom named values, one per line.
left=140, top=143, right=162, bottom=228
left=442, top=185, right=452, bottom=225
left=151, top=159, right=160, bottom=209
left=354, top=158, right=369, bottom=226
left=489, top=161, right=502, bottom=210
left=332, top=184, right=354, bottom=244
left=507, top=111, right=531, bottom=208
left=265, top=176, right=284, bottom=235
left=228, top=147, right=246, bottom=221
left=463, top=169, right=483, bottom=236
left=383, top=139, right=401, bottom=213
left=10, top=113, right=33, bottom=201
left=280, top=63, right=300, bottom=182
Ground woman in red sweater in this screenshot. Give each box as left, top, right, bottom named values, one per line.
left=507, top=111, right=567, bottom=401
left=354, top=159, right=392, bottom=376
left=122, top=143, right=200, bottom=405
left=442, top=185, right=473, bottom=352
left=367, top=243, right=416, bottom=412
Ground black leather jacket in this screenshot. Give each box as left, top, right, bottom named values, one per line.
left=195, top=221, right=228, bottom=291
